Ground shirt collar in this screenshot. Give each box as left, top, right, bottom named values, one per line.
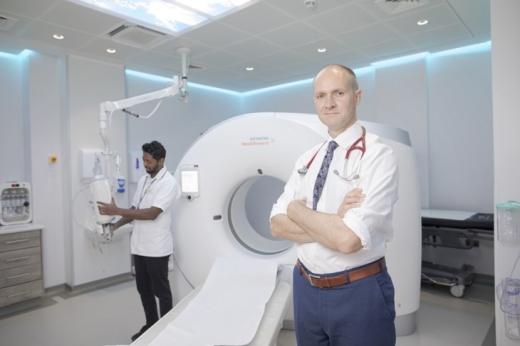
left=327, top=121, right=363, bottom=150
left=148, top=166, right=167, bottom=181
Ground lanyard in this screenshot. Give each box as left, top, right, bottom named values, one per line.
left=137, top=169, right=167, bottom=208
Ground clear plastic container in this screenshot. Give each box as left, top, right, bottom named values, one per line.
left=497, top=201, right=520, bottom=245
left=497, top=277, right=520, bottom=339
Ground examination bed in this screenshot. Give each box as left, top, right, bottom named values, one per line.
left=131, top=262, right=292, bottom=346
left=421, top=209, right=494, bottom=297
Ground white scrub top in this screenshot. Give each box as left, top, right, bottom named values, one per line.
left=271, top=121, right=399, bottom=274
left=131, top=166, right=180, bottom=257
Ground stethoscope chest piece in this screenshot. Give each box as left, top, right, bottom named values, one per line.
left=297, top=167, right=309, bottom=175
left=333, top=169, right=360, bottom=182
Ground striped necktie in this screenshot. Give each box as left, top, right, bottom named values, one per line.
left=312, top=140, right=338, bottom=210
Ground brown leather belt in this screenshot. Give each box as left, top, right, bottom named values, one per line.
left=296, top=258, right=386, bottom=289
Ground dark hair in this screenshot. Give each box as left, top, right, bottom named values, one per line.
left=142, top=141, right=166, bottom=160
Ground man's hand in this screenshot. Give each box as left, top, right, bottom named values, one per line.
left=97, top=198, right=120, bottom=216
left=288, top=199, right=306, bottom=219
left=337, top=188, right=365, bottom=218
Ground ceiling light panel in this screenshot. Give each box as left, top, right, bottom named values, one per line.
left=70, top=0, right=256, bottom=35
left=176, top=0, right=252, bottom=17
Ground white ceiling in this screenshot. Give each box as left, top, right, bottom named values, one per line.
left=0, top=0, right=490, bottom=91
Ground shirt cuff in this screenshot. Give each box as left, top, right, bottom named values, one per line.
left=270, top=203, right=288, bottom=219
left=343, top=210, right=372, bottom=250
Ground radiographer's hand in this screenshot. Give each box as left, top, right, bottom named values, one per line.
left=97, top=198, right=120, bottom=216
left=337, top=188, right=365, bottom=218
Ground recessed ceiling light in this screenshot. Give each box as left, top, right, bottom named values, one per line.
left=417, top=19, right=429, bottom=26
left=245, top=66, right=254, bottom=71
left=52, top=34, right=64, bottom=40
left=106, top=48, right=117, bottom=54
left=317, top=47, right=327, bottom=53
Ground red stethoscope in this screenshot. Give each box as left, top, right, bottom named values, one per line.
left=297, top=126, right=366, bottom=182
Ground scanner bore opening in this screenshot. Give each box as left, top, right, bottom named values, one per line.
left=228, top=176, right=291, bottom=255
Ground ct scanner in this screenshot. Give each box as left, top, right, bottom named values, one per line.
left=171, top=112, right=421, bottom=336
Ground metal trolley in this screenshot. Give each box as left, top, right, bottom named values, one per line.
left=421, top=210, right=493, bottom=298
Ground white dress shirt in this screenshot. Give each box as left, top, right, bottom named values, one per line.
left=131, top=166, right=180, bottom=257
left=271, top=121, right=399, bottom=274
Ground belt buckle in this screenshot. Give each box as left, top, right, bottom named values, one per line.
left=308, top=273, right=322, bottom=287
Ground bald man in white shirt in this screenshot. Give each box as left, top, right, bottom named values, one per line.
left=271, top=64, right=398, bottom=346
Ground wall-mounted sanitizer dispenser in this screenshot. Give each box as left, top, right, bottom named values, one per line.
left=0, top=182, right=32, bottom=226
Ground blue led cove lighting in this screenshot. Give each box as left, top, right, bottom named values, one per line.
left=2, top=40, right=489, bottom=96
left=125, top=69, right=172, bottom=83
left=188, top=82, right=241, bottom=96
left=125, top=69, right=241, bottom=96
left=242, top=78, right=314, bottom=97
left=429, top=41, right=491, bottom=58
left=371, top=52, right=428, bottom=69
left=0, top=49, right=33, bottom=60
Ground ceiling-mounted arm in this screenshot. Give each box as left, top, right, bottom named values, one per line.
left=98, top=47, right=193, bottom=154
left=177, top=47, right=191, bottom=99
left=99, top=76, right=180, bottom=154
left=102, top=76, right=180, bottom=113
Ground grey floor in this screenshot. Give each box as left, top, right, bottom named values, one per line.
left=0, top=274, right=495, bottom=346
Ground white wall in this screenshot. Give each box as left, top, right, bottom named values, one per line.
left=66, top=55, right=131, bottom=287
left=241, top=82, right=314, bottom=114
left=491, top=1, right=520, bottom=344
left=0, top=54, right=25, bottom=182
left=428, top=50, right=493, bottom=212
left=26, top=52, right=68, bottom=287
left=372, top=60, right=430, bottom=207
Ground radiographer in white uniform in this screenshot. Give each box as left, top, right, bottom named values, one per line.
left=98, top=140, right=180, bottom=342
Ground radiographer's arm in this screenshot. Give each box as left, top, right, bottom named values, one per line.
left=98, top=200, right=163, bottom=220
left=97, top=177, right=178, bottom=222
left=287, top=147, right=398, bottom=254
left=111, top=210, right=134, bottom=231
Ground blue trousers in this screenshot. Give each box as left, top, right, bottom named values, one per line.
left=293, top=262, right=396, bottom=346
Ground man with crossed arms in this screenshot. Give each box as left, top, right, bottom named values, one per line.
left=271, top=64, right=399, bottom=346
